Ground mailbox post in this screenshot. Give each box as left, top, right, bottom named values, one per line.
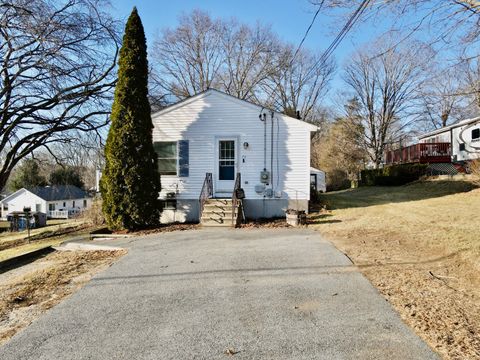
left=23, top=207, right=31, bottom=243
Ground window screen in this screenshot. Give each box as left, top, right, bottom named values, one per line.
left=154, top=142, right=177, bottom=175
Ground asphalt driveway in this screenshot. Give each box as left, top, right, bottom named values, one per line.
left=0, top=228, right=438, bottom=359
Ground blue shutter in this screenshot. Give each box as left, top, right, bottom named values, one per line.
left=178, top=140, right=189, bottom=177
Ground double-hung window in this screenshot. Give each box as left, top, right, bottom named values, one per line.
left=154, top=141, right=189, bottom=177
left=154, top=142, right=178, bottom=175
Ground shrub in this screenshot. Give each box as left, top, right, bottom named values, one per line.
left=81, top=198, right=105, bottom=226
left=326, top=169, right=351, bottom=191
left=360, top=164, right=428, bottom=186
left=470, top=159, right=480, bottom=185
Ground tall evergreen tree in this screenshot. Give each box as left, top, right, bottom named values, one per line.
left=49, top=167, right=84, bottom=189
left=101, top=8, right=160, bottom=230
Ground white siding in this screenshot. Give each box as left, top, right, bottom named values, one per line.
left=452, top=122, right=480, bottom=161
left=1, top=189, right=92, bottom=219
left=420, top=131, right=450, bottom=143
left=420, top=120, right=480, bottom=161
left=46, top=198, right=91, bottom=211
left=310, top=168, right=326, bottom=193
left=0, top=189, right=46, bottom=219
left=152, top=91, right=314, bottom=202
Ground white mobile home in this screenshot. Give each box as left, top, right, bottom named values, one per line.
left=419, top=116, right=480, bottom=162
left=0, top=185, right=92, bottom=220
left=152, top=89, right=317, bottom=225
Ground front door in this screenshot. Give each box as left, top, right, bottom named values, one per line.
left=215, top=138, right=237, bottom=196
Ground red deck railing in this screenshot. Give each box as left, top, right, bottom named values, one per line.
left=384, top=143, right=451, bottom=165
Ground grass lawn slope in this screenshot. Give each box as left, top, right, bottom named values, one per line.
left=312, top=180, right=480, bottom=359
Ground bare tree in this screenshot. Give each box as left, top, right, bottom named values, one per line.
left=151, top=10, right=223, bottom=99
left=219, top=21, right=279, bottom=101
left=317, top=1, right=480, bottom=49
left=263, top=46, right=335, bottom=121
left=464, top=57, right=480, bottom=110
left=48, top=135, right=105, bottom=189
left=0, top=0, right=120, bottom=191
left=418, top=66, right=466, bottom=129
left=343, top=41, right=425, bottom=167
left=312, top=98, right=367, bottom=190
left=151, top=9, right=335, bottom=121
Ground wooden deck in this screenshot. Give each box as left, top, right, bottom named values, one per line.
left=384, top=143, right=451, bottom=165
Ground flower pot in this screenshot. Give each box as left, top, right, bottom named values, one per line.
left=286, top=213, right=300, bottom=226
left=285, top=210, right=306, bottom=226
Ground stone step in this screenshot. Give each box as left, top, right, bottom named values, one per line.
left=203, top=205, right=234, bottom=212
left=203, top=203, right=234, bottom=209
left=201, top=217, right=235, bottom=227
left=201, top=198, right=240, bottom=227
left=201, top=216, right=236, bottom=223
left=202, top=209, right=234, bottom=217
left=205, top=199, right=232, bottom=205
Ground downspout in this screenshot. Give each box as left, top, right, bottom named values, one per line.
left=259, top=112, right=267, bottom=218
left=271, top=111, right=274, bottom=189
left=450, top=127, right=454, bottom=163
left=263, top=113, right=267, bottom=172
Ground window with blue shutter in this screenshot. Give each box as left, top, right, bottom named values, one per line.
left=154, top=141, right=177, bottom=175
left=178, top=140, right=189, bottom=177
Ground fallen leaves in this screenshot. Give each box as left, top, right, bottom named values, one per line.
left=0, top=249, right=125, bottom=345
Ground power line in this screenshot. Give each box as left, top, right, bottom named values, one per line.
left=304, top=0, right=371, bottom=81
left=261, top=1, right=326, bottom=112
left=292, top=1, right=325, bottom=62
left=262, top=0, right=372, bottom=115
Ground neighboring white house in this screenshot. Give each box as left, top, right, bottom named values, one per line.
left=0, top=185, right=92, bottom=220
left=310, top=167, right=326, bottom=193
left=152, top=89, right=318, bottom=223
left=419, top=116, right=480, bottom=162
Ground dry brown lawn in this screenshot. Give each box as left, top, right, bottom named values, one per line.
left=312, top=179, right=480, bottom=360
left=0, top=250, right=125, bottom=345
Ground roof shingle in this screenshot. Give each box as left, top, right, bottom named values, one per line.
left=28, top=185, right=87, bottom=201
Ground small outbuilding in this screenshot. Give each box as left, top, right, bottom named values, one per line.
left=310, top=167, right=326, bottom=193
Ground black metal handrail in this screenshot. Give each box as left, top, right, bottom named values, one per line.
left=232, top=172, right=242, bottom=226
left=199, top=173, right=213, bottom=220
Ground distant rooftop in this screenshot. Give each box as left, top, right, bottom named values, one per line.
left=28, top=185, right=87, bottom=201
left=419, top=116, right=480, bottom=139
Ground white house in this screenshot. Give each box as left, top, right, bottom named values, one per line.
left=419, top=116, right=480, bottom=162
left=310, top=167, right=326, bottom=193
left=152, top=89, right=318, bottom=225
left=0, top=185, right=92, bottom=220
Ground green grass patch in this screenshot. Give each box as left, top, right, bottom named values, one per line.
left=320, top=180, right=477, bottom=210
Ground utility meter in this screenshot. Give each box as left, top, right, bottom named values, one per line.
left=260, top=170, right=270, bottom=184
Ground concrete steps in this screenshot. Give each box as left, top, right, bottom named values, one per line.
left=201, top=199, right=237, bottom=227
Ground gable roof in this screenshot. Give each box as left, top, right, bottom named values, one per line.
left=28, top=185, right=87, bottom=201
left=310, top=167, right=325, bottom=174
left=419, top=116, right=480, bottom=139
left=152, top=89, right=318, bottom=132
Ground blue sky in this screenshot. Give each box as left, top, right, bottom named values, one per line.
left=111, top=1, right=388, bottom=92
left=111, top=0, right=387, bottom=61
